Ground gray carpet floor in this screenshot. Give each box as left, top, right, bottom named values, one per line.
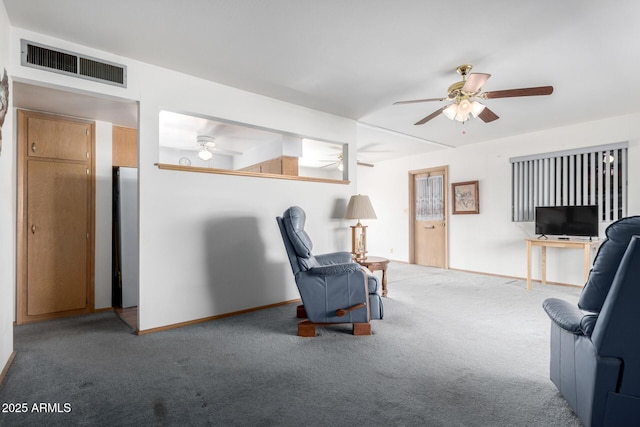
left=0, top=263, right=583, bottom=426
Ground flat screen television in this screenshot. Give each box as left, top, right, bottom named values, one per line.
left=535, top=205, right=599, bottom=238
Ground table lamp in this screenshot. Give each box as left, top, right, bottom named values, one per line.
left=344, top=194, right=377, bottom=262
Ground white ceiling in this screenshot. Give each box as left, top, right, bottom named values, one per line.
left=5, top=0, right=640, bottom=164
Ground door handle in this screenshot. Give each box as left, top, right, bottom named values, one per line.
left=31, top=143, right=36, bottom=153
left=31, top=224, right=36, bottom=234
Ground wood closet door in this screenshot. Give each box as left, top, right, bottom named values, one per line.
left=17, top=110, right=95, bottom=323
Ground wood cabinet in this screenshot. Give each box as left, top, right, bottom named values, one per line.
left=17, top=110, right=95, bottom=324
left=112, top=125, right=138, bottom=167
left=27, top=161, right=90, bottom=315
left=28, top=117, right=91, bottom=161
left=240, top=156, right=298, bottom=176
left=281, top=156, right=299, bottom=176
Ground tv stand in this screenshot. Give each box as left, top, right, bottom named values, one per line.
left=525, top=238, right=602, bottom=291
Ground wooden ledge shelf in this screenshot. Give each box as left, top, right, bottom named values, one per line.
left=156, top=163, right=349, bottom=185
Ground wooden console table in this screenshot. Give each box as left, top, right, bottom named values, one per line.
left=526, top=238, right=601, bottom=291
left=357, top=256, right=390, bottom=297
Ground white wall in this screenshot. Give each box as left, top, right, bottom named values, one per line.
left=359, top=113, right=640, bottom=285
left=94, top=121, right=113, bottom=309
left=136, top=64, right=357, bottom=330
left=0, top=1, right=14, bottom=374
left=7, top=28, right=359, bottom=332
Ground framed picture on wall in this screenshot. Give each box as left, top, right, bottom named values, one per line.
left=452, top=180, right=479, bottom=214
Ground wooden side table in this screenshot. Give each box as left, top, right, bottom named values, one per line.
left=357, top=256, right=390, bottom=297
left=525, top=238, right=602, bottom=290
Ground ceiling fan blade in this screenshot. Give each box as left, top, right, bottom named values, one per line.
left=483, top=86, right=554, bottom=99
left=478, top=107, right=499, bottom=123
left=394, top=97, right=446, bottom=105
left=462, top=73, right=491, bottom=93
left=414, top=107, right=446, bottom=125
left=320, top=162, right=338, bottom=168
left=357, top=161, right=374, bottom=168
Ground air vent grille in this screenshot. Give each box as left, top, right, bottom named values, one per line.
left=26, top=43, right=78, bottom=74
left=79, top=57, right=125, bottom=85
left=21, top=39, right=127, bottom=87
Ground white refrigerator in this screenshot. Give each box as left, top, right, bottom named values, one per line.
left=118, top=167, right=139, bottom=308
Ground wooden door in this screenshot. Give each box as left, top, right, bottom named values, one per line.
left=17, top=110, right=95, bottom=324
left=410, top=166, right=448, bottom=268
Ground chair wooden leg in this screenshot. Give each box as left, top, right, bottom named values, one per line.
left=298, top=320, right=316, bottom=337
left=297, top=320, right=372, bottom=337
left=296, top=304, right=307, bottom=319
left=353, top=323, right=371, bottom=336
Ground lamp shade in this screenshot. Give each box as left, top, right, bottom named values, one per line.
left=345, top=195, right=377, bottom=221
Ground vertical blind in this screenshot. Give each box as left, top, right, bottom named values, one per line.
left=510, top=142, right=628, bottom=222
left=416, top=175, right=444, bottom=221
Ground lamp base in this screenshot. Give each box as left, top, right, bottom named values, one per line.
left=352, top=251, right=367, bottom=263
left=350, top=224, right=367, bottom=263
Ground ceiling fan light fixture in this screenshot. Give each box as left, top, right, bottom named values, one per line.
left=454, top=105, right=470, bottom=122
left=454, top=112, right=469, bottom=122
left=198, top=148, right=213, bottom=161
left=443, top=104, right=458, bottom=120
left=457, top=98, right=473, bottom=118
left=470, top=100, right=486, bottom=118
left=444, top=98, right=486, bottom=122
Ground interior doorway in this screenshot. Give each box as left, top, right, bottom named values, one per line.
left=12, top=82, right=139, bottom=327
left=409, top=166, right=449, bottom=268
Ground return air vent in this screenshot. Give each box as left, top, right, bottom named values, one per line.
left=21, top=39, right=127, bottom=88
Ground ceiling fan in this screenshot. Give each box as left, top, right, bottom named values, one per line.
left=320, top=153, right=374, bottom=170
left=188, top=135, right=243, bottom=161
left=394, top=64, right=553, bottom=125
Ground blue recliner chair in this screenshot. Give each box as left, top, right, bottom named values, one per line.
left=542, top=216, right=640, bottom=426
left=276, top=206, right=383, bottom=337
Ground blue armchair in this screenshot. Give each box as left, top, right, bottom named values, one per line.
left=276, top=206, right=383, bottom=337
left=542, top=216, right=640, bottom=426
